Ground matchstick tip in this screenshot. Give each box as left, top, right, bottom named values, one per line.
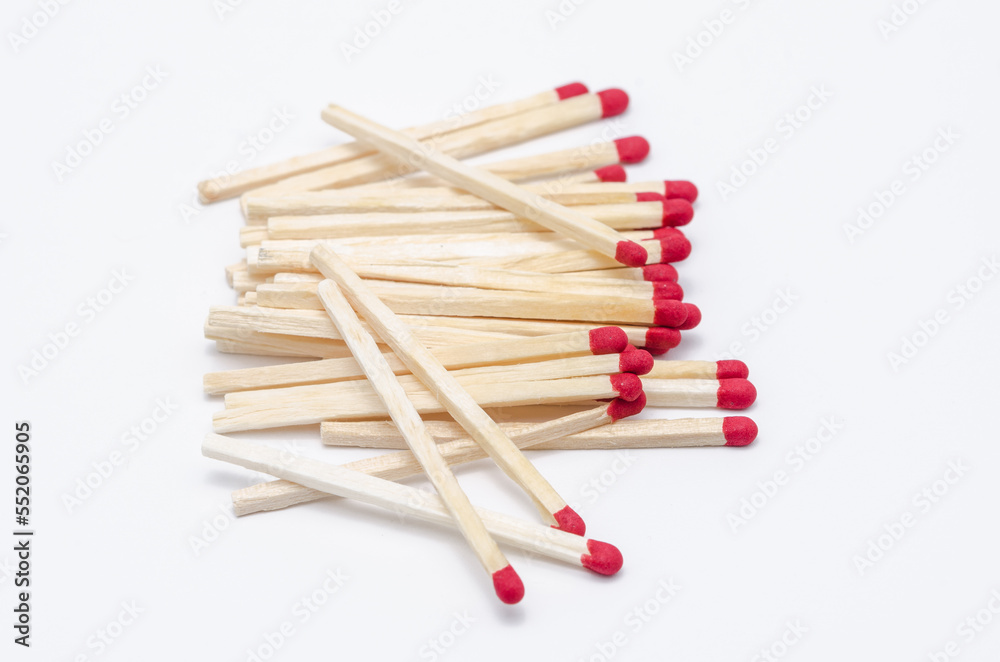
left=607, top=391, right=647, bottom=420
left=641, top=264, right=679, bottom=283
left=676, top=303, right=701, bottom=330
left=662, top=199, right=694, bottom=227
left=652, top=231, right=692, bottom=263
left=653, top=299, right=688, bottom=327
left=610, top=373, right=644, bottom=402
left=716, top=360, right=749, bottom=379
left=580, top=539, right=624, bottom=575
left=597, top=88, right=630, bottom=118
left=717, top=379, right=757, bottom=410
left=615, top=240, right=649, bottom=267
left=492, top=565, right=525, bottom=605
left=652, top=280, right=683, bottom=301
left=722, top=416, right=758, bottom=446
left=555, top=82, right=589, bottom=100
left=588, top=326, right=630, bottom=355
left=552, top=505, right=587, bottom=536
left=613, top=136, right=650, bottom=163
left=642, top=327, right=681, bottom=354
left=594, top=164, right=627, bottom=182
left=664, top=180, right=699, bottom=202
left=619, top=346, right=654, bottom=375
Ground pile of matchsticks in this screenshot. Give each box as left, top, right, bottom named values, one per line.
left=200, top=82, right=758, bottom=605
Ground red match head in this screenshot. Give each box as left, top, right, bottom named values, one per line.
left=716, top=360, right=749, bottom=379
left=716, top=379, right=757, bottom=410
left=649, top=230, right=691, bottom=262
left=555, top=82, right=589, bottom=99
left=642, top=264, right=678, bottom=282
left=664, top=180, right=699, bottom=202
left=653, top=299, right=688, bottom=327
left=676, top=303, right=701, bottom=330
left=588, top=326, right=629, bottom=355
left=607, top=391, right=647, bottom=420
left=619, top=345, right=654, bottom=375
left=643, top=327, right=681, bottom=354
left=594, top=164, right=627, bottom=182
left=614, top=136, right=649, bottom=164
left=652, top=280, right=683, bottom=301
left=661, top=199, right=694, bottom=227
left=722, top=416, right=757, bottom=446
left=615, top=240, right=649, bottom=267
left=552, top=505, right=586, bottom=536
left=491, top=565, right=524, bottom=605
left=597, top=89, right=630, bottom=118
left=610, top=373, right=643, bottom=401
left=580, top=539, right=624, bottom=575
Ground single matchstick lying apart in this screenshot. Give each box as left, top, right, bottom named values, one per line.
left=203, top=434, right=624, bottom=576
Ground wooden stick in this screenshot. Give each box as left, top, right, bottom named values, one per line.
left=231, top=402, right=641, bottom=515
left=314, top=277, right=522, bottom=603
left=203, top=433, right=623, bottom=576
left=640, top=378, right=756, bottom=409
left=321, top=416, right=758, bottom=450
left=321, top=103, right=650, bottom=267
left=196, top=83, right=583, bottom=202
left=310, top=245, right=586, bottom=533
left=204, top=327, right=630, bottom=394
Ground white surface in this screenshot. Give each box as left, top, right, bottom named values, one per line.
left=5, top=0, right=1000, bottom=659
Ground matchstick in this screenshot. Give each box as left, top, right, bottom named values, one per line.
left=310, top=244, right=588, bottom=534
left=197, top=82, right=588, bottom=202
left=619, top=377, right=756, bottom=409
left=647, top=359, right=750, bottom=380
left=321, top=101, right=653, bottom=267
left=572, top=264, right=679, bottom=283
left=251, top=89, right=629, bottom=197
left=321, top=416, right=758, bottom=450
left=231, top=399, right=645, bottom=516
left=203, top=433, right=624, bottom=577
left=314, top=277, right=522, bottom=604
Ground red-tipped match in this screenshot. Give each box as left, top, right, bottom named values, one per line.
left=653, top=299, right=688, bottom=327
left=607, top=391, right=646, bottom=420
left=652, top=281, right=683, bottom=301
left=609, top=373, right=643, bottom=401
left=717, top=379, right=757, bottom=410
left=635, top=191, right=666, bottom=204
left=722, top=416, right=757, bottom=446
left=552, top=505, right=586, bottom=536
left=642, top=264, right=678, bottom=282
left=580, top=539, right=624, bottom=575
left=588, top=326, right=629, bottom=355
left=491, top=565, right=524, bottom=604
left=615, top=240, right=648, bottom=267
left=664, top=180, right=699, bottom=202
left=555, top=82, right=589, bottom=100
left=651, top=233, right=691, bottom=263
left=594, top=164, right=627, bottom=182
left=676, top=303, right=701, bottom=330
left=716, top=360, right=749, bottom=379
left=643, top=327, right=681, bottom=354
left=613, top=136, right=649, bottom=163
left=662, top=199, right=694, bottom=227
left=619, top=346, right=653, bottom=375
left=597, top=89, right=629, bottom=118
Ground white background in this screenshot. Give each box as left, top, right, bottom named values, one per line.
left=4, top=0, right=1000, bottom=660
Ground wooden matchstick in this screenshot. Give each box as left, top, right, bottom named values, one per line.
left=321, top=101, right=652, bottom=267
left=314, top=277, right=522, bottom=604
left=639, top=378, right=757, bottom=409
left=231, top=400, right=644, bottom=516
left=203, top=433, right=624, bottom=577
left=320, top=416, right=758, bottom=450
left=310, top=244, right=588, bottom=534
